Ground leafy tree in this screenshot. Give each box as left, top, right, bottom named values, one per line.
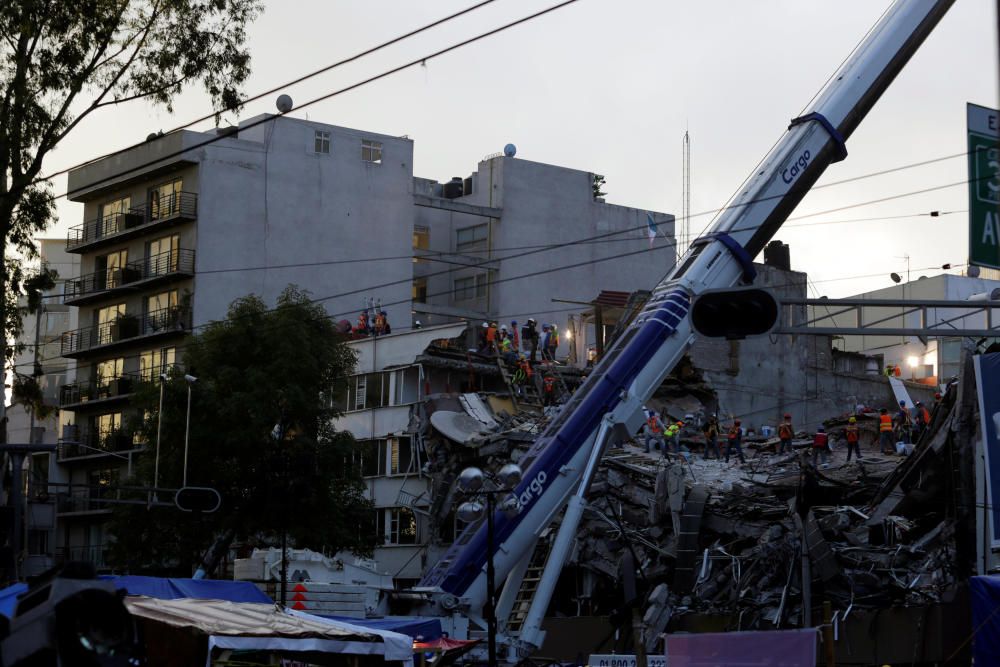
left=107, top=286, right=376, bottom=574
left=0, top=0, right=261, bottom=436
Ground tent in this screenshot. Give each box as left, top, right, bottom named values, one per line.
left=127, top=596, right=414, bottom=667
left=0, top=576, right=270, bottom=619
left=323, top=615, right=442, bottom=642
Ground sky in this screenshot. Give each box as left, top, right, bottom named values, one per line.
left=40, top=0, right=999, bottom=299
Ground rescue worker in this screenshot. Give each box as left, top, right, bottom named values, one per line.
left=478, top=322, right=490, bottom=353
left=895, top=400, right=912, bottom=444
left=725, top=419, right=745, bottom=464
left=499, top=335, right=517, bottom=365
left=546, top=326, right=559, bottom=361
left=510, top=321, right=520, bottom=351
left=777, top=413, right=794, bottom=455
left=486, top=322, right=498, bottom=355
left=374, top=310, right=390, bottom=336
left=512, top=354, right=533, bottom=397
left=542, top=374, right=557, bottom=407
left=913, top=400, right=931, bottom=441
left=812, top=425, right=830, bottom=466
left=522, top=319, right=540, bottom=363
left=878, top=407, right=894, bottom=454
left=844, top=417, right=861, bottom=462
left=645, top=411, right=665, bottom=453
left=355, top=311, right=370, bottom=337
left=704, top=414, right=721, bottom=460
left=663, top=421, right=678, bottom=455
left=672, top=421, right=684, bottom=453
left=540, top=325, right=553, bottom=362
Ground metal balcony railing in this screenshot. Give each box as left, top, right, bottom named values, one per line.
left=63, top=249, right=195, bottom=302
left=60, top=304, right=191, bottom=356
left=59, top=373, right=141, bottom=408
left=66, top=192, right=197, bottom=251
left=57, top=428, right=140, bottom=462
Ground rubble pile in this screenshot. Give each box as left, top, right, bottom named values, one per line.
left=416, top=346, right=975, bottom=652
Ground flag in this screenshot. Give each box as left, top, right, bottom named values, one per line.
left=646, top=213, right=657, bottom=248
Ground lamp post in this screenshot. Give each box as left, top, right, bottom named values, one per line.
left=181, top=375, right=197, bottom=488
left=153, top=372, right=168, bottom=501
left=456, top=463, right=523, bottom=667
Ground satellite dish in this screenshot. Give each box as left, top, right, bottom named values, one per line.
left=276, top=94, right=293, bottom=113
left=504, top=143, right=517, bottom=158
left=890, top=273, right=902, bottom=284
left=145, top=133, right=159, bottom=142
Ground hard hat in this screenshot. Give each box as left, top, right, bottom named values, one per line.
left=784, top=413, right=791, bottom=419
left=482, top=322, right=489, bottom=328
left=501, top=325, right=508, bottom=331
left=915, top=401, right=922, bottom=406
left=899, top=400, right=906, bottom=406
left=676, top=421, right=683, bottom=426
left=527, top=318, right=536, bottom=324
left=734, top=419, right=741, bottom=425
left=849, top=417, right=857, bottom=423
left=934, top=392, right=942, bottom=399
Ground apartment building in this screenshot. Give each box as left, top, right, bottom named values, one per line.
left=55, top=111, right=676, bottom=571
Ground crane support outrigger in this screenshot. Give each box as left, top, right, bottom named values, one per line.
left=416, top=0, right=956, bottom=660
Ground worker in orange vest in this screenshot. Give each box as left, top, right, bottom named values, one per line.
left=725, top=420, right=745, bottom=464
left=878, top=407, right=894, bottom=454
left=812, top=426, right=830, bottom=466
left=844, top=417, right=861, bottom=462
left=644, top=411, right=665, bottom=453
left=542, top=374, right=557, bottom=407
left=777, top=413, right=794, bottom=454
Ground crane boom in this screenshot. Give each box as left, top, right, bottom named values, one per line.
left=418, top=0, right=955, bottom=655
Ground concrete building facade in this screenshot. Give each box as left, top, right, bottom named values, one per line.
left=53, top=114, right=676, bottom=571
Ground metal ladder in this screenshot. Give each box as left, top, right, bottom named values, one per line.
left=496, top=358, right=542, bottom=409
left=505, top=538, right=552, bottom=634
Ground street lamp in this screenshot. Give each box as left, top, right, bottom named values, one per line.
left=456, top=462, right=523, bottom=667
left=181, top=375, right=197, bottom=488
left=153, top=372, right=169, bottom=502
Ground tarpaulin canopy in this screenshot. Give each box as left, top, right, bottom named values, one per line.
left=0, top=576, right=270, bottom=619
left=323, top=615, right=442, bottom=642
left=971, top=575, right=1000, bottom=664
left=666, top=628, right=816, bottom=666
left=126, top=597, right=413, bottom=667
left=109, top=575, right=271, bottom=604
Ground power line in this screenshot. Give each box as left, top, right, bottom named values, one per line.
left=34, top=0, right=500, bottom=184
left=43, top=0, right=583, bottom=203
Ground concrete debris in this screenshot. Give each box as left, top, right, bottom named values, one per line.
left=411, top=345, right=973, bottom=651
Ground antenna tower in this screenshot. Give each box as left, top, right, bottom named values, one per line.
left=682, top=130, right=691, bottom=262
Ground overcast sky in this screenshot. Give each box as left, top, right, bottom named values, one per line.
left=43, top=0, right=999, bottom=298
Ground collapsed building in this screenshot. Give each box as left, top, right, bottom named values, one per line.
left=267, top=309, right=983, bottom=664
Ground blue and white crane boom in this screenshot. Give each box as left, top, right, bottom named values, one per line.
left=418, top=0, right=954, bottom=656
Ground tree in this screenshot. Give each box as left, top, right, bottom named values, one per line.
left=0, top=0, right=261, bottom=437
left=107, top=286, right=376, bottom=574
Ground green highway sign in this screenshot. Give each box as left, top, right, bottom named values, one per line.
left=969, top=103, right=1000, bottom=270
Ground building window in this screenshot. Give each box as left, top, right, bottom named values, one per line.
left=455, top=224, right=488, bottom=253
left=413, top=226, right=429, bottom=264
left=95, top=358, right=124, bottom=387
left=314, top=130, right=331, bottom=154
left=99, top=197, right=131, bottom=237
left=378, top=507, right=417, bottom=545
left=139, top=347, right=176, bottom=382
left=149, top=178, right=183, bottom=220
left=355, top=440, right=384, bottom=478
left=394, top=367, right=420, bottom=405
left=346, top=372, right=389, bottom=411
left=95, top=303, right=127, bottom=345
left=27, top=529, right=49, bottom=556
left=147, top=234, right=180, bottom=275
left=389, top=437, right=413, bottom=476
left=362, top=139, right=382, bottom=164
left=454, top=277, right=475, bottom=301
left=96, top=249, right=128, bottom=289
left=412, top=278, right=427, bottom=304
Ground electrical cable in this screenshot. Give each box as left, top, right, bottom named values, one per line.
left=33, top=0, right=501, bottom=185
left=39, top=0, right=583, bottom=203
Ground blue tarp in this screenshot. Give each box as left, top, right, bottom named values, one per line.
left=322, top=615, right=441, bottom=642
left=0, top=576, right=271, bottom=619
left=972, top=575, right=1000, bottom=664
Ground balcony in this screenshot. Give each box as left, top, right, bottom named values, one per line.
left=60, top=373, right=142, bottom=410
left=66, top=192, right=197, bottom=253
left=63, top=249, right=196, bottom=305
left=61, top=305, right=192, bottom=358
left=57, top=427, right=141, bottom=463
